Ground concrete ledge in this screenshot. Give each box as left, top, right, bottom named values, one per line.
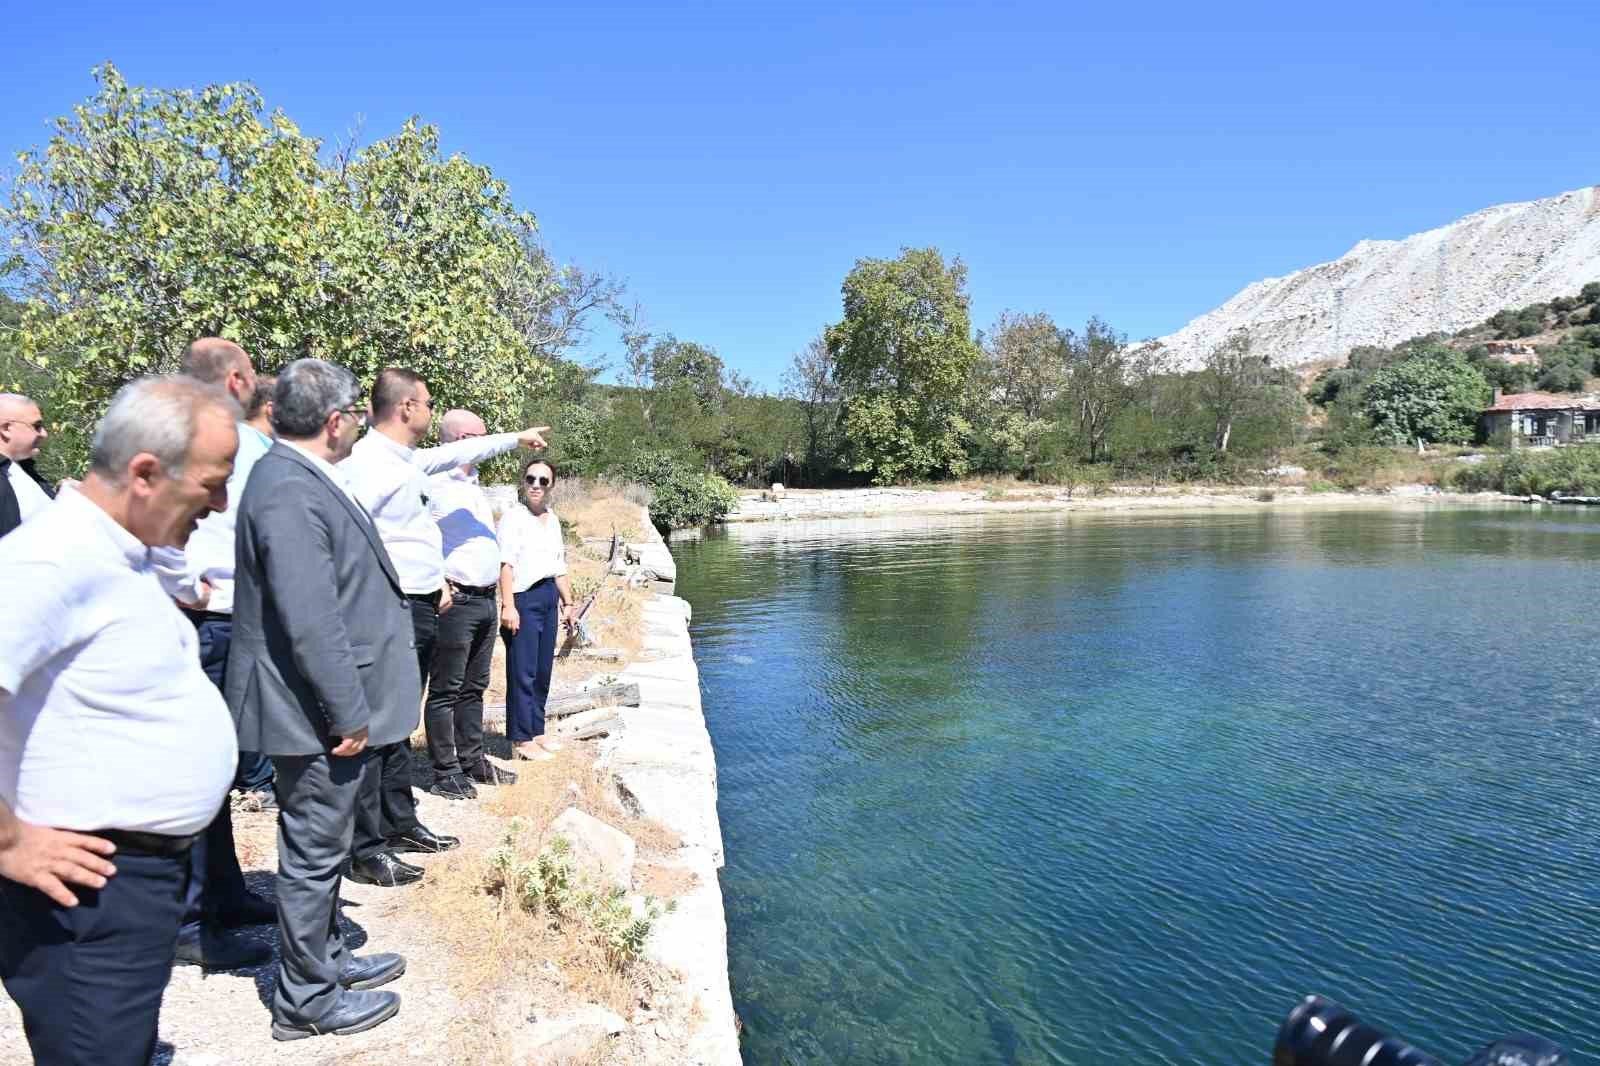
left=597, top=512, right=738, bottom=1064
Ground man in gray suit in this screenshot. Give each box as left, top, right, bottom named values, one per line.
left=227, top=359, right=416, bottom=1041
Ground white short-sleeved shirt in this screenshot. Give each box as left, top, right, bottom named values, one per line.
left=430, top=467, right=500, bottom=587
left=0, top=490, right=237, bottom=836
left=498, top=505, right=567, bottom=593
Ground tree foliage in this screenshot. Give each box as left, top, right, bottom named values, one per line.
left=1361, top=351, right=1490, bottom=445
left=1, top=64, right=558, bottom=428
left=826, top=247, right=979, bottom=484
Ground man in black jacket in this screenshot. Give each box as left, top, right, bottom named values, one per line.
left=0, top=393, right=55, bottom=539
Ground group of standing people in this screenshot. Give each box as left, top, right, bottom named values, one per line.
left=0, top=340, right=580, bottom=1063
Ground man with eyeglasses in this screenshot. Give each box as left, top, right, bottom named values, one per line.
left=0, top=394, right=56, bottom=539
left=337, top=368, right=548, bottom=887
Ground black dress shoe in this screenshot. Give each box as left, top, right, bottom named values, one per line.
left=346, top=851, right=424, bottom=887
left=466, top=758, right=517, bottom=786
left=427, top=774, right=477, bottom=801
left=216, top=891, right=277, bottom=928
left=175, top=925, right=272, bottom=970
left=271, top=989, right=401, bottom=1041
left=339, top=951, right=406, bottom=991
left=386, top=824, right=459, bottom=854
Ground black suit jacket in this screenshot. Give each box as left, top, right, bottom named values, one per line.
left=0, top=457, right=55, bottom=540
left=226, top=443, right=421, bottom=755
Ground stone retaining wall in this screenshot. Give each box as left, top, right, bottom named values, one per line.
left=602, top=513, right=739, bottom=1065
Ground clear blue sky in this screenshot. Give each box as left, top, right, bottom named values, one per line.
left=4, top=1, right=1598, bottom=388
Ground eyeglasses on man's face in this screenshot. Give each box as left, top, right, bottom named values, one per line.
left=524, top=474, right=552, bottom=488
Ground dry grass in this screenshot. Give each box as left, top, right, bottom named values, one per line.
left=406, top=744, right=683, bottom=1064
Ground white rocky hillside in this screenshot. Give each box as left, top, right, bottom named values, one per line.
left=1157, top=184, right=1600, bottom=369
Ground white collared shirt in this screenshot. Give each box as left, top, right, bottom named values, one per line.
left=280, top=440, right=367, bottom=515
left=0, top=490, right=237, bottom=835
left=341, top=430, right=521, bottom=594
left=151, top=422, right=273, bottom=613
left=498, top=505, right=567, bottom=592
left=5, top=459, right=51, bottom=522
left=430, top=467, right=501, bottom=587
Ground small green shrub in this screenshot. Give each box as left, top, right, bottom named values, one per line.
left=483, top=823, right=668, bottom=968
left=624, top=450, right=740, bottom=531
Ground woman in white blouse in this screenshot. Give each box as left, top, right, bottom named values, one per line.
left=497, top=458, right=578, bottom=761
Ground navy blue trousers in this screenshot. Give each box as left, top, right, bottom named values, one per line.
left=183, top=619, right=254, bottom=932
left=0, top=850, right=189, bottom=1066
left=503, top=579, right=558, bottom=742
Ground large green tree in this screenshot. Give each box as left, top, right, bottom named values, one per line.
left=826, top=247, right=979, bottom=484
left=1, top=65, right=557, bottom=429
left=1361, top=351, right=1490, bottom=444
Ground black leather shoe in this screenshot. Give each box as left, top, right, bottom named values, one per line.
left=271, top=989, right=401, bottom=1041
left=346, top=851, right=424, bottom=887
left=175, top=925, right=272, bottom=970
left=386, top=824, right=459, bottom=854
left=427, top=774, right=477, bottom=801
left=467, top=758, right=517, bottom=786
left=217, top=891, right=277, bottom=928
left=339, top=951, right=406, bottom=991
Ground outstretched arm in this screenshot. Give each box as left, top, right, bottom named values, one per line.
left=412, top=426, right=550, bottom=475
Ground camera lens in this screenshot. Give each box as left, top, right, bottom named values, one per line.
left=1275, top=996, right=1445, bottom=1066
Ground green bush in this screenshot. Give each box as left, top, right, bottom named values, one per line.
left=1447, top=448, right=1600, bottom=496
left=624, top=450, right=739, bottom=531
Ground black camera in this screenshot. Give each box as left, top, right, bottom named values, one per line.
left=1274, top=995, right=1567, bottom=1066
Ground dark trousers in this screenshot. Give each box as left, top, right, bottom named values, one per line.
left=184, top=619, right=253, bottom=932
left=425, top=588, right=497, bottom=777
left=0, top=849, right=189, bottom=1066
left=351, top=594, right=434, bottom=859
left=272, top=753, right=362, bottom=1025
left=504, top=579, right=558, bottom=743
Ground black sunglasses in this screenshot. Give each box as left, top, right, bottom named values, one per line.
left=524, top=474, right=552, bottom=488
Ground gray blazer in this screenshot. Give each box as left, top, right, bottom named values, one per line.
left=226, top=443, right=421, bottom=756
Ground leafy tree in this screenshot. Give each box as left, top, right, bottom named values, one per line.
left=1, top=64, right=555, bottom=428
left=1061, top=317, right=1167, bottom=462
left=978, top=310, right=1065, bottom=419
left=1361, top=352, right=1490, bottom=444
left=826, top=247, right=980, bottom=484
left=781, top=334, right=841, bottom=485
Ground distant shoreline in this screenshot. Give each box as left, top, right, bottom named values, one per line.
left=724, top=485, right=1542, bottom=524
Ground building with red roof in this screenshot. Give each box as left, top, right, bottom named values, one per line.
left=1481, top=390, right=1600, bottom=446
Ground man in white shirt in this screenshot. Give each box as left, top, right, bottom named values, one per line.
left=338, top=368, right=547, bottom=885
left=150, top=339, right=278, bottom=972
left=0, top=393, right=57, bottom=539
left=0, top=375, right=241, bottom=1066
left=424, top=409, right=520, bottom=799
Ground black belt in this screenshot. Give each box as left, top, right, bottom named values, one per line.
left=181, top=608, right=231, bottom=625
left=406, top=590, right=442, bottom=606
left=92, top=828, right=201, bottom=858
left=448, top=582, right=497, bottom=597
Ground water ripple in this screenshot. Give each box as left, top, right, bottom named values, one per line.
left=679, top=508, right=1600, bottom=1065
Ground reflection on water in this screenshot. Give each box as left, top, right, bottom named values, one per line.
left=674, top=507, right=1600, bottom=1066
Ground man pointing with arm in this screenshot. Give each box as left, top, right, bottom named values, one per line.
left=338, top=368, right=546, bottom=885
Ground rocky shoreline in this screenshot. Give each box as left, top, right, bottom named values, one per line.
left=726, top=485, right=1534, bottom=524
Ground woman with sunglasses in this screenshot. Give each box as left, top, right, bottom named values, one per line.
left=497, top=458, right=578, bottom=761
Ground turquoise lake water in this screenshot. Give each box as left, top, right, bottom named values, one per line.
left=670, top=506, right=1600, bottom=1066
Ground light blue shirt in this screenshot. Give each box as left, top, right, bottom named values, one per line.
left=152, top=422, right=273, bottom=615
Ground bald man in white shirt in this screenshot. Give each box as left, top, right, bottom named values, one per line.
left=0, top=393, right=57, bottom=539
left=0, top=376, right=241, bottom=1066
